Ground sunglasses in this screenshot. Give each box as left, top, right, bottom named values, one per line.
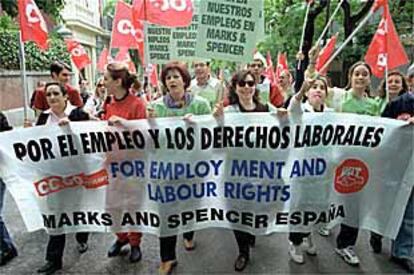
left=46, top=91, right=62, bottom=97
left=97, top=84, right=105, bottom=88
left=61, top=73, right=70, bottom=77
left=238, top=80, right=255, bottom=87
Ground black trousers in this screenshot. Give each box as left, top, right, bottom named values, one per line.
left=336, top=224, right=358, bottom=249
left=46, top=232, right=89, bottom=263
left=159, top=231, right=194, bottom=262
left=233, top=230, right=255, bottom=256
left=289, top=232, right=311, bottom=246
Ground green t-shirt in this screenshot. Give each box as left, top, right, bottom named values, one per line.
left=328, top=88, right=386, bottom=116
left=190, top=77, right=223, bottom=108
left=150, top=95, right=212, bottom=118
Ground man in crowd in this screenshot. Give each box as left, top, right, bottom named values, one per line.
left=248, top=52, right=284, bottom=108
left=381, top=89, right=414, bottom=273
left=33, top=61, right=83, bottom=112
left=190, top=60, right=224, bottom=108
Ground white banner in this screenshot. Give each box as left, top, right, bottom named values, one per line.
left=0, top=113, right=413, bottom=238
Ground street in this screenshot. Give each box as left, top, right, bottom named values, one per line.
left=0, top=191, right=409, bottom=274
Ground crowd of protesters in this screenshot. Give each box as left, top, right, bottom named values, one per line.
left=0, top=53, right=413, bottom=275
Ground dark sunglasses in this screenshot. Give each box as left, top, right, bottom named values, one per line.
left=46, top=91, right=62, bottom=97
left=97, top=83, right=105, bottom=88
left=61, top=73, right=70, bottom=77
left=238, top=80, right=255, bottom=87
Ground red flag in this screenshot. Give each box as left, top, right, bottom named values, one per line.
left=97, top=47, right=111, bottom=73
left=275, top=53, right=289, bottom=82
left=364, top=3, right=409, bottom=78
left=115, top=48, right=136, bottom=73
left=145, top=63, right=159, bottom=87
left=111, top=1, right=144, bottom=51
left=18, top=0, right=48, bottom=50
left=316, top=33, right=338, bottom=76
left=132, top=0, right=193, bottom=27
left=264, top=51, right=276, bottom=85
left=65, top=39, right=91, bottom=70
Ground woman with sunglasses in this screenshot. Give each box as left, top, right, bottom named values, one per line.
left=35, top=82, right=90, bottom=275
left=84, top=77, right=107, bottom=118
left=148, top=61, right=211, bottom=275
left=213, top=70, right=277, bottom=272
left=102, top=62, right=147, bottom=263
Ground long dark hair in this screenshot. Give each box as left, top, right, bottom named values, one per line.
left=228, top=70, right=260, bottom=105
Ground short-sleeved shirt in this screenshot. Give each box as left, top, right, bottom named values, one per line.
left=190, top=76, right=223, bottom=108
left=34, top=84, right=83, bottom=110
left=327, top=88, right=385, bottom=116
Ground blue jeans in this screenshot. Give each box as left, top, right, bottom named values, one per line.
left=392, top=188, right=414, bottom=259
left=0, top=178, right=14, bottom=252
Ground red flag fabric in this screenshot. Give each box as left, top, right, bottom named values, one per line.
left=18, top=0, right=48, bottom=50
left=275, top=53, right=289, bottom=82
left=316, top=33, right=338, bottom=76
left=264, top=51, right=276, bottom=85
left=145, top=63, right=159, bottom=87
left=97, top=47, right=111, bottom=73
left=132, top=0, right=193, bottom=27
left=111, top=1, right=144, bottom=51
left=115, top=48, right=136, bottom=73
left=65, top=39, right=91, bottom=70
left=372, top=0, right=387, bottom=11
left=364, top=3, right=409, bottom=78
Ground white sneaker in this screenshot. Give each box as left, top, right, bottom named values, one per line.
left=304, top=235, right=317, bottom=255
left=289, top=242, right=304, bottom=264
left=318, top=226, right=330, bottom=237
left=335, top=246, right=360, bottom=266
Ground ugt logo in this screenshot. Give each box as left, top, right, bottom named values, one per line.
left=334, top=159, right=369, bottom=194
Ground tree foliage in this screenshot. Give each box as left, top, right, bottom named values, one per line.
left=261, top=0, right=413, bottom=77
left=1, top=0, right=65, bottom=21
left=0, top=31, right=70, bottom=71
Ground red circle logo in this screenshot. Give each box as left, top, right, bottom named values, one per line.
left=334, top=159, right=369, bottom=194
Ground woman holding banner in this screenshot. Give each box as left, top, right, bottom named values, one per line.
left=102, top=62, right=147, bottom=264
left=147, top=61, right=211, bottom=275
left=35, top=82, right=90, bottom=275
left=213, top=70, right=277, bottom=271
left=306, top=46, right=387, bottom=266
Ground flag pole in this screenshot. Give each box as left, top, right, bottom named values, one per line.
left=298, top=1, right=311, bottom=70
left=385, top=57, right=389, bottom=102
left=319, top=9, right=375, bottom=74
left=315, top=0, right=344, bottom=46
left=18, top=31, right=29, bottom=121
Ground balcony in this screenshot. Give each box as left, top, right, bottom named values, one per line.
left=62, top=0, right=101, bottom=30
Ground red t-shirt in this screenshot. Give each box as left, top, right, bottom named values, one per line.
left=34, top=84, right=83, bottom=110
left=103, top=92, right=147, bottom=120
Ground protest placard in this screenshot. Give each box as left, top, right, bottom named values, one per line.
left=195, top=0, right=262, bottom=62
